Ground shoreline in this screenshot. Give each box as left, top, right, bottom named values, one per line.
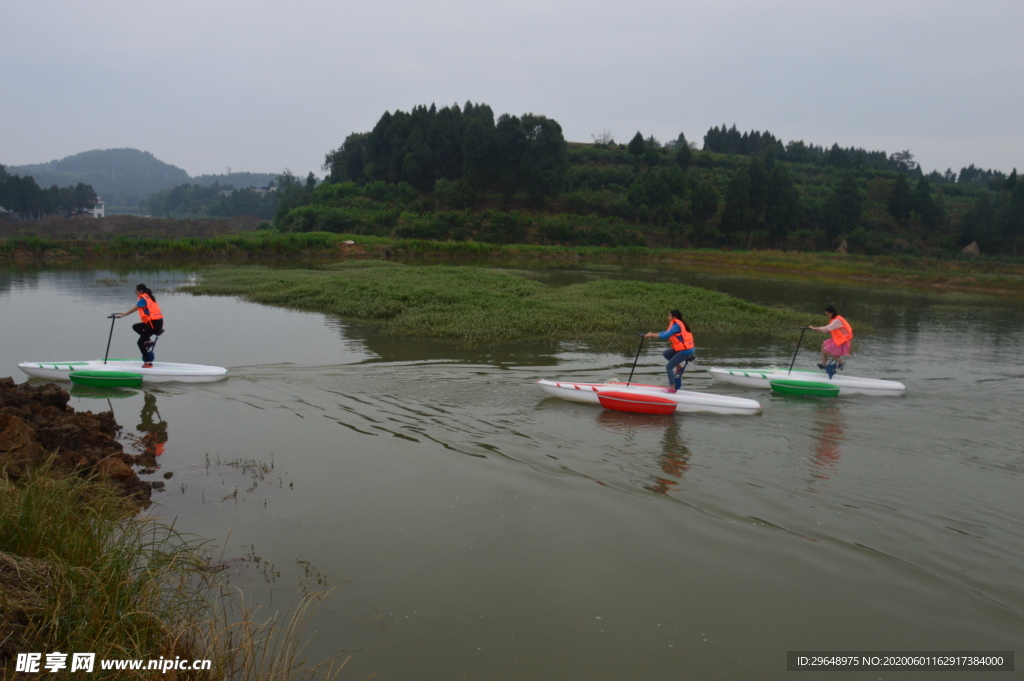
left=2, top=227, right=1022, bottom=296
left=0, top=378, right=339, bottom=679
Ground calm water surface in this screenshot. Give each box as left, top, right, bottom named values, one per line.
left=1, top=268, right=1021, bottom=681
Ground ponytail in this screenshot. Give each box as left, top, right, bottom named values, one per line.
left=136, top=284, right=156, bottom=301
left=670, top=309, right=691, bottom=332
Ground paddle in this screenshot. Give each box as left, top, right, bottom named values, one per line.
left=626, top=333, right=645, bottom=386
left=787, top=326, right=810, bottom=374
left=103, top=314, right=118, bottom=365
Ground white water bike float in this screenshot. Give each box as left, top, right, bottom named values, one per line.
left=708, top=367, right=905, bottom=397
left=19, top=359, right=228, bottom=384
left=536, top=379, right=762, bottom=415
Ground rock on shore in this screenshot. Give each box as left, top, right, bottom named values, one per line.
left=0, top=378, right=151, bottom=502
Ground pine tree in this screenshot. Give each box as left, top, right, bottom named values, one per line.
left=627, top=132, right=645, bottom=158
left=887, top=175, right=913, bottom=222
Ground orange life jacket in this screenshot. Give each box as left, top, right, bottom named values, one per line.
left=666, top=319, right=694, bottom=352
left=829, top=315, right=853, bottom=346
left=137, top=293, right=163, bottom=325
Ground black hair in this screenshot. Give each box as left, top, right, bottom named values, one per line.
left=824, top=305, right=837, bottom=318
left=136, top=284, right=156, bottom=301
left=670, top=309, right=691, bottom=332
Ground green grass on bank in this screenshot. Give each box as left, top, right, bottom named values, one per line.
left=0, top=466, right=340, bottom=680
left=0, top=232, right=392, bottom=257
left=191, top=261, right=815, bottom=348
left=5, top=230, right=1022, bottom=294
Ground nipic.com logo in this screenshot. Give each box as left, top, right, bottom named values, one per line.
left=15, top=652, right=213, bottom=674
left=16, top=653, right=95, bottom=673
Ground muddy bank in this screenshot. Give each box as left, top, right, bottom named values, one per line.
left=0, top=377, right=153, bottom=502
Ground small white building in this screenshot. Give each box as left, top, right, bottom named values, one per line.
left=86, top=198, right=105, bottom=218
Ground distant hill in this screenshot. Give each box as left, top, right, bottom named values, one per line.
left=8, top=149, right=187, bottom=207
left=6, top=149, right=275, bottom=207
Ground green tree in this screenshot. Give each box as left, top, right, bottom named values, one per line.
left=747, top=157, right=768, bottom=214
left=324, top=132, right=368, bottom=183
left=495, top=114, right=525, bottom=201
left=401, top=125, right=434, bottom=191
left=821, top=172, right=863, bottom=242
left=273, top=170, right=312, bottom=224
left=674, top=143, right=692, bottom=171
left=690, top=176, right=719, bottom=228
left=627, top=132, right=645, bottom=158
left=626, top=178, right=648, bottom=210
left=889, top=150, right=917, bottom=173
left=645, top=169, right=672, bottom=208
left=765, top=165, right=802, bottom=242
left=1005, top=181, right=1024, bottom=253
left=784, top=140, right=811, bottom=164
left=462, top=105, right=496, bottom=200
left=1004, top=169, right=1018, bottom=192
left=71, top=182, right=97, bottom=211
left=958, top=192, right=997, bottom=250
left=912, top=177, right=941, bottom=232
left=665, top=165, right=687, bottom=198
left=826, top=144, right=851, bottom=168
left=429, top=103, right=465, bottom=182
left=519, top=113, right=568, bottom=203
left=721, top=166, right=752, bottom=236
left=644, top=146, right=660, bottom=170
left=722, top=158, right=769, bottom=238
left=887, top=174, right=912, bottom=222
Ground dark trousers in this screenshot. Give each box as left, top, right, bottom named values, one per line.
left=663, top=348, right=694, bottom=384
left=133, top=319, right=163, bottom=361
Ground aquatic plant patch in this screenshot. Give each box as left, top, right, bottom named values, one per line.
left=191, top=262, right=815, bottom=348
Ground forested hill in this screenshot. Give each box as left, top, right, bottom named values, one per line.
left=275, top=102, right=1022, bottom=258
left=6, top=149, right=275, bottom=208
left=8, top=149, right=187, bottom=207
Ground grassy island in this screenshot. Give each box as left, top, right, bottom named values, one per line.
left=191, top=261, right=815, bottom=348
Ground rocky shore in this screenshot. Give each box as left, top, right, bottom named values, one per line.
left=0, top=377, right=153, bottom=502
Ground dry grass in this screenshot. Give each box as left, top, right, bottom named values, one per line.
left=0, top=465, right=342, bottom=680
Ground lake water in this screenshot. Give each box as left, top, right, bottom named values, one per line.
left=1, top=267, right=1021, bottom=680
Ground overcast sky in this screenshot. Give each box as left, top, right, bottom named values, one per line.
left=3, top=0, right=1021, bottom=178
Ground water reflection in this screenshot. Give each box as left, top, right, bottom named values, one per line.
left=649, top=421, right=693, bottom=495
left=69, top=385, right=138, bottom=400
left=137, top=392, right=169, bottom=466
left=807, top=404, right=846, bottom=489
left=595, top=411, right=693, bottom=494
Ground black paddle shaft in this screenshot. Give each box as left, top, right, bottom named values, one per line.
left=103, top=314, right=118, bottom=365
left=626, top=334, right=645, bottom=386
left=788, top=327, right=809, bottom=374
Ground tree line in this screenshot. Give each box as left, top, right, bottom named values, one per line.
left=264, top=106, right=1024, bottom=257
left=0, top=165, right=98, bottom=219
left=324, top=102, right=568, bottom=204
left=142, top=182, right=277, bottom=220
